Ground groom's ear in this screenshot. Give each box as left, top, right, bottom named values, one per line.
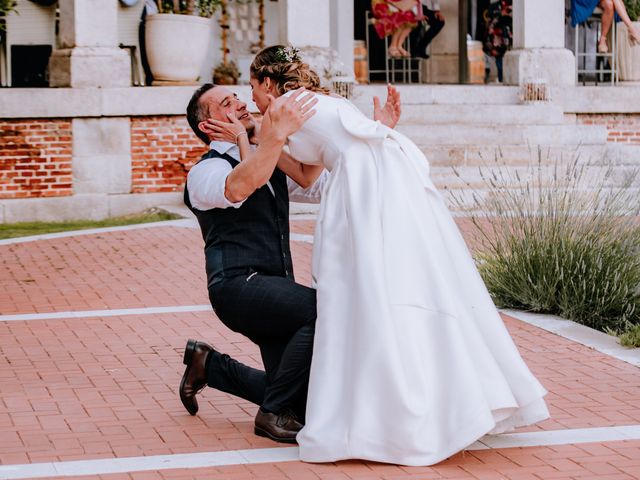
left=198, top=120, right=211, bottom=136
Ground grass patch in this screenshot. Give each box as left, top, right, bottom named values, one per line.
left=0, top=209, right=182, bottom=239
left=618, top=323, right=640, bottom=348
left=451, top=149, right=640, bottom=346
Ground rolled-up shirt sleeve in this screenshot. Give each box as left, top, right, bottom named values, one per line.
left=187, top=157, right=245, bottom=210
left=287, top=170, right=329, bottom=204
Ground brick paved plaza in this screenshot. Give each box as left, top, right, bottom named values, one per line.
left=0, top=217, right=639, bottom=479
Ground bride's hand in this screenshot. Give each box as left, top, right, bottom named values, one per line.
left=373, top=84, right=401, bottom=129
left=202, top=112, right=248, bottom=144
left=265, top=88, right=318, bottom=138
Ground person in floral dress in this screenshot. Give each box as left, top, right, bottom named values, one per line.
left=372, top=0, right=420, bottom=57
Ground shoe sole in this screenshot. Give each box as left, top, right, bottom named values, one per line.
left=254, top=426, right=298, bottom=444
left=179, top=339, right=198, bottom=416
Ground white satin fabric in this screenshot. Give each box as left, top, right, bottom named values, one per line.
left=287, top=93, right=549, bottom=466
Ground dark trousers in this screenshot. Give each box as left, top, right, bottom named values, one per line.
left=206, top=273, right=316, bottom=420
left=410, top=6, right=446, bottom=58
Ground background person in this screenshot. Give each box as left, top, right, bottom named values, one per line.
left=409, top=0, right=446, bottom=59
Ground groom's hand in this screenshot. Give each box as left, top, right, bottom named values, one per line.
left=373, top=84, right=401, bottom=129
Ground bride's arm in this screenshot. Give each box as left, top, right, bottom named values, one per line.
left=277, top=149, right=324, bottom=189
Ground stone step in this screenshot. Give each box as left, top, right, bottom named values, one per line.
left=418, top=141, right=640, bottom=167
left=353, top=85, right=521, bottom=107
left=397, top=124, right=608, bottom=146
left=430, top=163, right=640, bottom=191
left=397, top=104, right=565, bottom=126
left=418, top=144, right=610, bottom=167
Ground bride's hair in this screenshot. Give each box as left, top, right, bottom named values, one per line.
left=250, top=45, right=330, bottom=96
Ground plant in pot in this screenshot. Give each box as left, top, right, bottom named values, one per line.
left=618, top=0, right=640, bottom=81
left=145, top=0, right=222, bottom=84
left=213, top=59, right=240, bottom=84
left=214, top=0, right=264, bottom=85
left=0, top=0, right=17, bottom=31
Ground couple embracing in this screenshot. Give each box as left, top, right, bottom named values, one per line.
left=178, top=45, right=549, bottom=466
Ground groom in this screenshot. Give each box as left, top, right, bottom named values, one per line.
left=180, top=83, right=401, bottom=443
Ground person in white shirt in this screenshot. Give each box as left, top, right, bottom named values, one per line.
left=179, top=82, right=402, bottom=444
left=410, top=0, right=445, bottom=58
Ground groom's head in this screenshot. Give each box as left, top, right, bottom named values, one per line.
left=187, top=84, right=255, bottom=144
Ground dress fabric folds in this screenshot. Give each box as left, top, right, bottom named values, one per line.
left=286, top=93, right=550, bottom=466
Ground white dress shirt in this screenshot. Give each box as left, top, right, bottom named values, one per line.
left=186, top=140, right=327, bottom=211
left=422, top=0, right=440, bottom=10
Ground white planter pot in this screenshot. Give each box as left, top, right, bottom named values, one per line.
left=616, top=22, right=640, bottom=81
left=145, top=14, right=213, bottom=83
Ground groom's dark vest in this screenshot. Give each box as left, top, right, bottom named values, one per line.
left=184, top=150, right=294, bottom=288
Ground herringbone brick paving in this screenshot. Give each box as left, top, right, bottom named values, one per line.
left=0, top=219, right=638, bottom=479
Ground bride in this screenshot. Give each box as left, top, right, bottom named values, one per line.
left=210, top=45, right=549, bottom=466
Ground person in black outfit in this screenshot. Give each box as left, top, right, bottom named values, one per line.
left=180, top=85, right=320, bottom=443
left=410, top=0, right=446, bottom=59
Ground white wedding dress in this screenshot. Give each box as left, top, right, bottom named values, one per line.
left=286, top=92, right=549, bottom=466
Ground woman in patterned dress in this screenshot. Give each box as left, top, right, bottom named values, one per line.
left=372, top=0, right=420, bottom=57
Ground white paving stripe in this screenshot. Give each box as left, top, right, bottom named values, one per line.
left=0, top=215, right=316, bottom=246
left=0, top=305, right=212, bottom=322
left=0, top=425, right=638, bottom=479
left=0, top=219, right=197, bottom=246
left=290, top=232, right=314, bottom=243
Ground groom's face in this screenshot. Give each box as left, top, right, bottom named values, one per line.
left=204, top=86, right=255, bottom=131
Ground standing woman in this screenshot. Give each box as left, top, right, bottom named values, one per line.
left=371, top=0, right=421, bottom=57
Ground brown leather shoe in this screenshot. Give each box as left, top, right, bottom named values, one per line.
left=254, top=408, right=303, bottom=444
left=179, top=339, right=212, bottom=415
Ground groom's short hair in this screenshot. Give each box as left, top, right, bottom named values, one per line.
left=187, top=83, right=216, bottom=145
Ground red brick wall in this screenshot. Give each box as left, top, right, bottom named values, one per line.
left=0, top=119, right=72, bottom=199
left=577, top=114, right=640, bottom=144
left=131, top=116, right=208, bottom=193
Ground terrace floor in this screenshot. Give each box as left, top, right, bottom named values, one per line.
left=0, top=215, right=639, bottom=480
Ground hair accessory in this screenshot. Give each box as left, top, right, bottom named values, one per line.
left=275, top=45, right=301, bottom=63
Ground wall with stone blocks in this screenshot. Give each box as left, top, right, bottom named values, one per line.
left=0, top=120, right=72, bottom=199
left=1, top=85, right=640, bottom=222
left=576, top=114, right=640, bottom=144
left=0, top=117, right=209, bottom=201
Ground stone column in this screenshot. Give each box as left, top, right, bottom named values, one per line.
left=282, top=0, right=331, bottom=48
left=504, top=0, right=575, bottom=85
left=72, top=118, right=132, bottom=195
left=330, top=0, right=354, bottom=75
left=424, top=1, right=459, bottom=84
left=49, top=0, right=130, bottom=87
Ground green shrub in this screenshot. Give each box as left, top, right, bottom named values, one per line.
left=624, top=0, right=640, bottom=22
left=451, top=150, right=640, bottom=337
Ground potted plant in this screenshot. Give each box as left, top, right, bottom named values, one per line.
left=0, top=0, right=17, bottom=31
left=213, top=59, right=240, bottom=84
left=145, top=0, right=222, bottom=84
left=215, top=0, right=263, bottom=84
left=618, top=0, right=640, bottom=81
